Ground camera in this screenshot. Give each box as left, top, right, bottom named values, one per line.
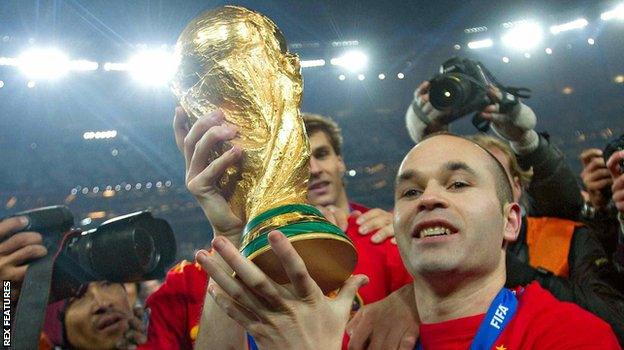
left=9, top=205, right=176, bottom=300
left=428, top=57, right=528, bottom=130
left=604, top=134, right=624, bottom=172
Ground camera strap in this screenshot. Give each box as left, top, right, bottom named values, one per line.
left=12, top=233, right=65, bottom=349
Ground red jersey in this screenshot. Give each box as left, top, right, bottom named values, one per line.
left=347, top=203, right=413, bottom=305
left=418, top=282, right=620, bottom=350
left=140, top=203, right=412, bottom=349
left=139, top=260, right=208, bottom=349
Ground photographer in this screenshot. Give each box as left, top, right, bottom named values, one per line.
left=406, top=79, right=583, bottom=220
left=579, top=148, right=622, bottom=267
left=0, top=207, right=170, bottom=349
left=606, top=149, right=624, bottom=272
left=42, top=281, right=146, bottom=349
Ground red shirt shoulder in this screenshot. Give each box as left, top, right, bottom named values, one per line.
left=496, top=282, right=620, bottom=349
left=418, top=282, right=620, bottom=350
left=139, top=260, right=208, bottom=350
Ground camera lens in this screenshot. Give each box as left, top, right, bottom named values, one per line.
left=85, top=224, right=160, bottom=282
left=429, top=73, right=473, bottom=111
left=134, top=227, right=159, bottom=272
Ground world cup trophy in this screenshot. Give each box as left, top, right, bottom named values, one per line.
left=171, top=6, right=357, bottom=293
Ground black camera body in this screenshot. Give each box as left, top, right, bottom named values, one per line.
left=428, top=57, right=526, bottom=130
left=6, top=206, right=176, bottom=348
left=10, top=206, right=176, bottom=300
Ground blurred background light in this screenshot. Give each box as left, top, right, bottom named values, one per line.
left=550, top=18, right=588, bottom=34
left=330, top=50, right=368, bottom=72
left=501, top=21, right=543, bottom=51
left=17, top=48, right=70, bottom=80
left=467, top=38, right=493, bottom=49
left=127, top=49, right=178, bottom=86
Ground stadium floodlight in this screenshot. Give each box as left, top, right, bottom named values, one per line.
left=601, top=4, right=624, bottom=21
left=550, top=18, right=588, bottom=34
left=69, top=60, right=99, bottom=71
left=501, top=21, right=543, bottom=51
left=330, top=50, right=368, bottom=72
left=300, top=59, right=326, bottom=68
left=467, top=39, right=493, bottom=49
left=127, top=49, right=178, bottom=86
left=17, top=48, right=70, bottom=80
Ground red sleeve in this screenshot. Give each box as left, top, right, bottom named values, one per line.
left=525, top=304, right=620, bottom=349
left=497, top=283, right=621, bottom=349
left=138, top=264, right=193, bottom=350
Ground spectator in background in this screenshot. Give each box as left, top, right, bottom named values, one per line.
left=58, top=281, right=145, bottom=350
left=0, top=217, right=145, bottom=349
left=406, top=81, right=584, bottom=220
left=606, top=149, right=624, bottom=276
left=41, top=282, right=145, bottom=349
left=579, top=148, right=623, bottom=271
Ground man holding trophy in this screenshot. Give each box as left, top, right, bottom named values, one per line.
left=140, top=5, right=410, bottom=349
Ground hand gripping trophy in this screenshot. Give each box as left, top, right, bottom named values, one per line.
left=171, top=5, right=357, bottom=293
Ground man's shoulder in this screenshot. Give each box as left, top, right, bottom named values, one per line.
left=147, top=259, right=208, bottom=304
left=512, top=282, right=618, bottom=346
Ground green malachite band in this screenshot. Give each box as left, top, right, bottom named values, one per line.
left=241, top=220, right=347, bottom=258
left=244, top=204, right=324, bottom=236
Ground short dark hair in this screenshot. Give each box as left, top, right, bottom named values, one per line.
left=301, top=113, right=343, bottom=156
left=421, top=132, right=514, bottom=207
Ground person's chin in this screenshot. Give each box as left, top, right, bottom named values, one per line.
left=411, top=255, right=460, bottom=274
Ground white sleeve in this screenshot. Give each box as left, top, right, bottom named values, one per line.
left=405, top=101, right=428, bottom=144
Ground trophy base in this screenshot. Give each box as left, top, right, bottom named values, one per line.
left=240, top=204, right=357, bottom=294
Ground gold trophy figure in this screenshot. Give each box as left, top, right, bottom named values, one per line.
left=171, top=5, right=357, bottom=293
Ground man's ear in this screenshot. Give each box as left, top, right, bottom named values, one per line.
left=503, top=202, right=522, bottom=243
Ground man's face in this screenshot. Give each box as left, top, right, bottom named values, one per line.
left=307, top=131, right=346, bottom=207
left=65, top=282, right=131, bottom=350
left=393, top=135, right=518, bottom=278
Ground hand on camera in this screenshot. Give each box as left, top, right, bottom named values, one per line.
left=480, top=85, right=539, bottom=154
left=173, top=107, right=245, bottom=246
left=606, top=150, right=624, bottom=213
left=580, top=148, right=613, bottom=210
left=0, top=216, right=47, bottom=302
left=405, top=81, right=451, bottom=143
